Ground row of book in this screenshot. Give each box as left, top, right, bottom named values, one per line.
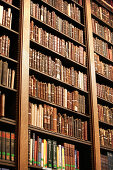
left=93, top=37, right=113, bottom=61
left=94, top=53, right=113, bottom=80
left=29, top=133, right=80, bottom=170
left=29, top=75, right=86, bottom=114
left=30, top=20, right=83, bottom=45
left=29, top=48, right=87, bottom=91
left=42, top=0, right=82, bottom=19
left=0, top=6, right=12, bottom=29
left=29, top=103, right=88, bottom=140
left=0, top=60, right=15, bottom=89
left=101, top=152, right=113, bottom=170
left=91, top=1, right=113, bottom=27
left=0, top=91, right=5, bottom=117
left=96, top=83, right=113, bottom=103
left=30, top=22, right=86, bottom=66
left=30, top=2, right=82, bottom=37
left=92, top=18, right=113, bottom=44
left=0, top=131, right=15, bottom=162
left=0, top=35, right=10, bottom=57
left=99, top=128, right=113, bottom=148
left=98, top=104, right=113, bottom=125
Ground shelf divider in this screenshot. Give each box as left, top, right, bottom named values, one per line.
left=85, top=0, right=101, bottom=170
left=17, top=0, right=30, bottom=169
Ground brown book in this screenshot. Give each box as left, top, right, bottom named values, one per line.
left=53, top=107, right=57, bottom=132
left=2, top=61, right=8, bottom=86
left=0, top=92, right=5, bottom=117
left=43, top=104, right=47, bottom=130
left=0, top=60, right=2, bottom=84
left=2, top=131, right=5, bottom=160
left=11, top=69, right=15, bottom=89
left=6, top=132, right=10, bottom=161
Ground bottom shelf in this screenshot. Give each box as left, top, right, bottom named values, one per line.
left=0, top=160, right=15, bottom=167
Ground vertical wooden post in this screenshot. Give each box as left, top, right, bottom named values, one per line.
left=18, top=0, right=30, bottom=169
left=85, top=0, right=101, bottom=170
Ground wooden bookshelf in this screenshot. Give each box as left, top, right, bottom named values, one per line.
left=1, top=0, right=113, bottom=169
left=91, top=0, right=113, bottom=169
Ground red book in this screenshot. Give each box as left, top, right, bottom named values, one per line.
left=77, top=151, right=79, bottom=169
left=34, top=140, right=37, bottom=166
left=11, top=133, right=15, bottom=161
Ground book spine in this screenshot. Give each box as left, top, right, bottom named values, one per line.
left=6, top=132, right=10, bottom=161
left=2, top=131, right=5, bottom=160
left=11, top=133, right=15, bottom=161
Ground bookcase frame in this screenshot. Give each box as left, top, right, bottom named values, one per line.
left=1, top=0, right=113, bottom=169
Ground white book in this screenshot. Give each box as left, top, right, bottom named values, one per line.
left=30, top=139, right=33, bottom=165
left=31, top=103, right=34, bottom=126
left=68, top=4, right=70, bottom=16
left=41, top=106, right=43, bottom=128
left=64, top=89, right=67, bottom=108
left=34, top=104, right=37, bottom=126
left=59, top=145, right=62, bottom=170
left=41, top=141, right=44, bottom=167
left=37, top=107, right=39, bottom=127
left=0, top=6, right=3, bottom=25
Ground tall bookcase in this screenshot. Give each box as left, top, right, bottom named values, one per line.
left=90, top=0, right=113, bottom=169
left=0, top=0, right=20, bottom=169
left=0, top=0, right=113, bottom=170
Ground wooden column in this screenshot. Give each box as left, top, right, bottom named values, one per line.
left=85, top=0, right=101, bottom=170
left=18, top=0, right=30, bottom=169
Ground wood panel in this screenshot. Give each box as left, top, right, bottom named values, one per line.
left=85, top=0, right=101, bottom=170
left=18, top=0, right=30, bottom=169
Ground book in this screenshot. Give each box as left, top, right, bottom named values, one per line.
left=0, top=92, right=5, bottom=117
left=11, top=133, right=15, bottom=161
left=5, top=132, right=10, bottom=161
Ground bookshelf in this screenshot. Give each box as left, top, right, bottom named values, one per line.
left=0, top=0, right=20, bottom=169
left=28, top=0, right=93, bottom=170
left=90, top=0, right=113, bottom=169
left=0, top=0, right=113, bottom=169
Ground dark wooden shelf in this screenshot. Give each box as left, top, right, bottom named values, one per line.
left=0, top=84, right=17, bottom=92
left=1, top=0, right=20, bottom=10
left=93, top=32, right=113, bottom=47
left=0, top=54, right=18, bottom=63
left=29, top=95, right=89, bottom=118
left=92, top=13, right=113, bottom=30
left=29, top=125, right=91, bottom=146
left=100, top=145, right=113, bottom=152
left=0, top=160, right=16, bottom=167
left=40, top=0, right=84, bottom=27
left=0, top=24, right=19, bottom=35
left=94, top=51, right=113, bottom=65
left=0, top=117, right=16, bottom=125
left=28, top=165, right=42, bottom=169
left=97, top=96, right=113, bottom=106
left=31, top=16, right=85, bottom=48
left=99, top=120, right=113, bottom=128
left=30, top=67, right=88, bottom=95
left=96, top=72, right=113, bottom=84
left=30, top=40, right=87, bottom=71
